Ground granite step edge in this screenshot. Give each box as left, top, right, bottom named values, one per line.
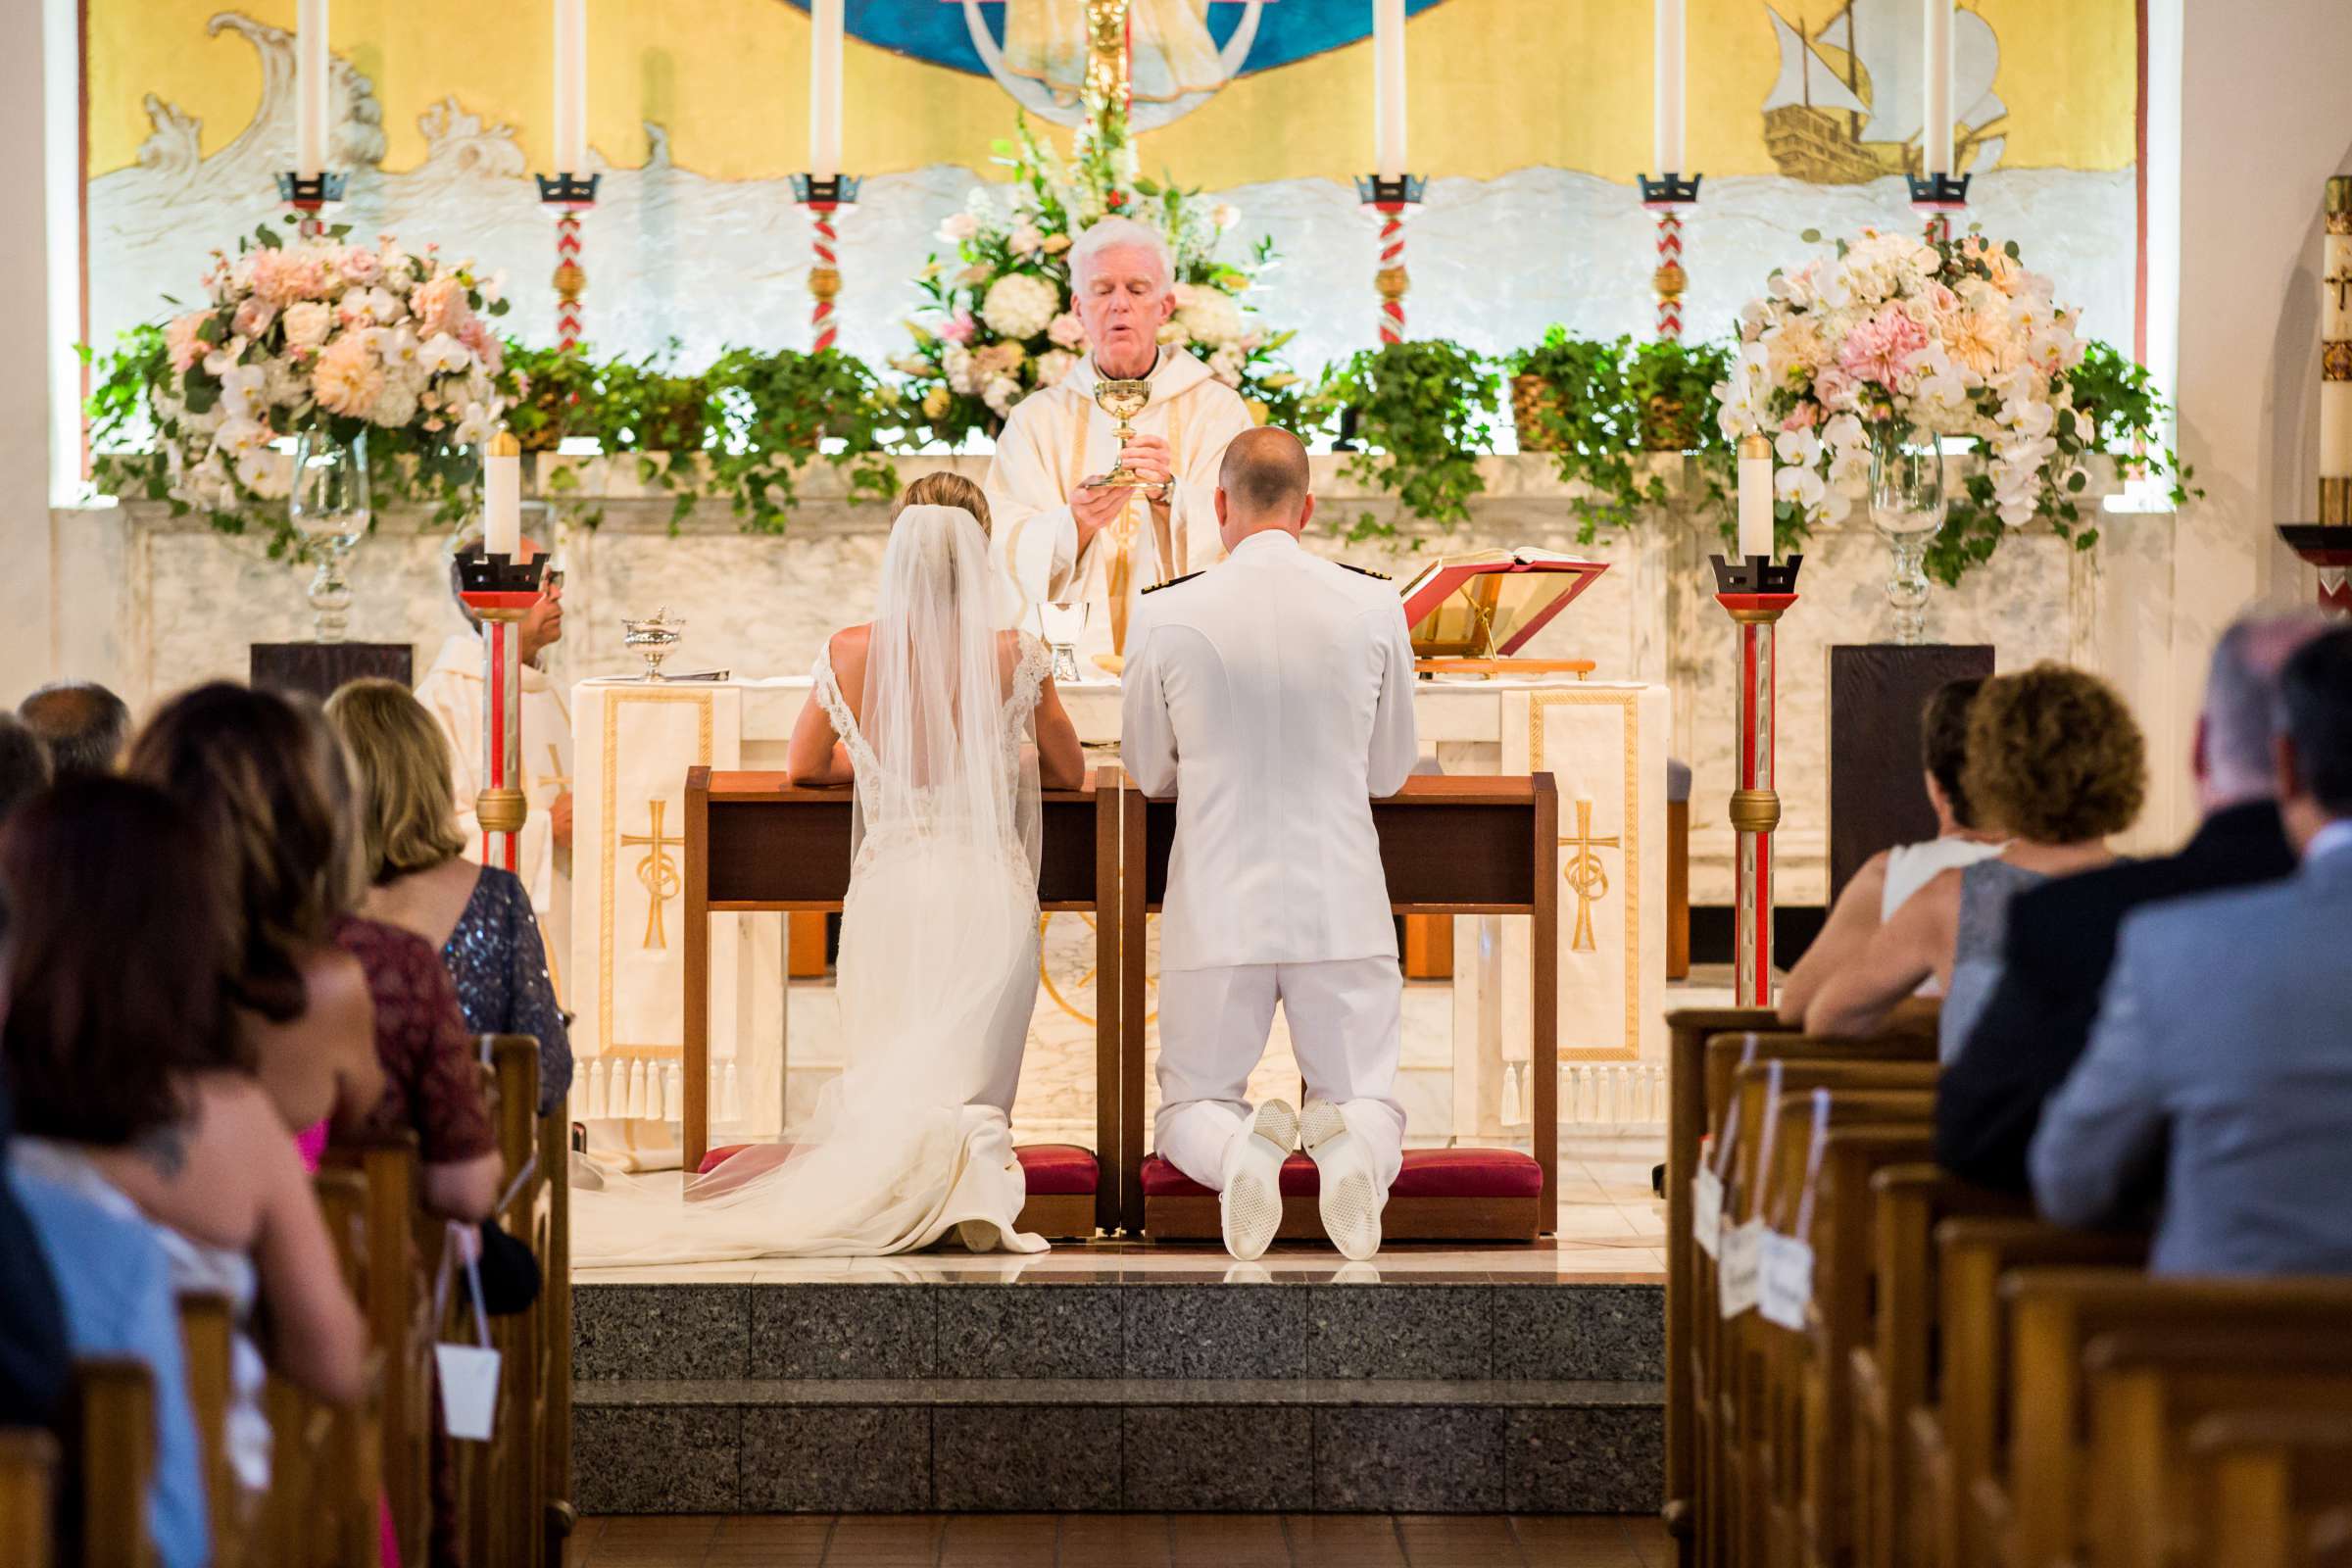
left=572, top=1375, right=1666, bottom=1409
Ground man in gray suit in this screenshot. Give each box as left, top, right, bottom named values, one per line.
left=2032, top=625, right=2352, bottom=1275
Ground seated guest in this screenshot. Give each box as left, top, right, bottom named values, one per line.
left=1938, top=612, right=2319, bottom=1191
left=0, top=713, right=50, bottom=819
left=0, top=1073, right=68, bottom=1431
left=0, top=817, right=219, bottom=1566
left=1779, top=677, right=2003, bottom=1021
left=3, top=781, right=368, bottom=1498
left=327, top=677, right=573, bottom=1113
left=1805, top=663, right=2146, bottom=1057
left=19, top=680, right=131, bottom=778
left=130, top=684, right=500, bottom=1221
left=2032, top=627, right=2352, bottom=1274
left=127, top=683, right=384, bottom=1140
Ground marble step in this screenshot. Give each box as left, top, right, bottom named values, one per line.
left=571, top=1375, right=1665, bottom=1514
left=574, top=1279, right=1664, bottom=1386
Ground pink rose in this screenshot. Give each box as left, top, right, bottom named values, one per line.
left=1781, top=403, right=1819, bottom=432
left=341, top=246, right=383, bottom=286
left=457, top=315, right=500, bottom=372
left=411, top=273, right=469, bottom=338
left=165, top=312, right=211, bottom=374
left=940, top=311, right=978, bottom=346
left=231, top=297, right=277, bottom=341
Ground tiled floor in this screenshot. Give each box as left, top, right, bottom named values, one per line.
left=563, top=1512, right=1673, bottom=1566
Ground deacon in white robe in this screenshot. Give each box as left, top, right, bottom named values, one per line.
left=986, top=217, right=1256, bottom=665
left=414, top=539, right=574, bottom=999
left=1121, top=428, right=1420, bottom=1262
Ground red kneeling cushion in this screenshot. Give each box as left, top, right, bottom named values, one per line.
left=1140, top=1146, right=1543, bottom=1200
left=697, top=1141, right=1099, bottom=1195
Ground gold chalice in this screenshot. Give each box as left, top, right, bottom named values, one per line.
left=1088, top=378, right=1155, bottom=489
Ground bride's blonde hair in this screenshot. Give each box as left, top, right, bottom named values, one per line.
left=897, top=471, right=991, bottom=536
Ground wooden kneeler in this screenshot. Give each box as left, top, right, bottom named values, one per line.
left=683, top=767, right=1125, bottom=1238
left=1126, top=773, right=1560, bottom=1243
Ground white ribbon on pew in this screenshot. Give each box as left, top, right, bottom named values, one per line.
left=1693, top=1033, right=1761, bottom=1261
left=1718, top=1055, right=1780, bottom=1319
left=1759, top=1088, right=1831, bottom=1331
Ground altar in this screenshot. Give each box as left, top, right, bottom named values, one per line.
left=569, top=667, right=1668, bottom=1160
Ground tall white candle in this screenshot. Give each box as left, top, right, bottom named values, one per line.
left=295, top=0, right=329, bottom=178
left=1373, top=0, right=1407, bottom=180
left=809, top=0, right=844, bottom=180
left=1653, top=0, right=1686, bottom=174
left=484, top=432, right=521, bottom=558
left=553, top=0, right=588, bottom=174
left=2314, top=174, right=2352, bottom=491
left=1922, top=0, right=1954, bottom=176
left=1738, top=433, right=1774, bottom=559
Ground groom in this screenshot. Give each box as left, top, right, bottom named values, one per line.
left=1121, top=427, right=1419, bottom=1260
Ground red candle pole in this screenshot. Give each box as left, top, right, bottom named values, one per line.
left=274, top=172, right=346, bottom=240
left=1711, top=554, right=1802, bottom=1006
left=537, top=173, right=600, bottom=353
left=456, top=462, right=546, bottom=874
left=1909, top=171, right=1969, bottom=247
left=791, top=174, right=862, bottom=354
left=1639, top=173, right=1700, bottom=341
left=1354, top=174, right=1426, bottom=345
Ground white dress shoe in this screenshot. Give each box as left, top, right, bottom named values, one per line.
left=1300, top=1101, right=1384, bottom=1262
left=1219, top=1099, right=1298, bottom=1262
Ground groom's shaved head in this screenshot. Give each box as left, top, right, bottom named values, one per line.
left=1219, top=427, right=1310, bottom=521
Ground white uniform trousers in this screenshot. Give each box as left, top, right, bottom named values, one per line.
left=1153, top=956, right=1407, bottom=1194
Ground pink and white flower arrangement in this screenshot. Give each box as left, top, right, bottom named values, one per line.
left=899, top=109, right=1302, bottom=445
left=135, top=218, right=510, bottom=520
left=1719, top=228, right=2088, bottom=529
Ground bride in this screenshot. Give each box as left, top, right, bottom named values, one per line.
left=573, top=474, right=1085, bottom=1262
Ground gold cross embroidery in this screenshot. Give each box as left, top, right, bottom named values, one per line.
left=1561, top=799, right=1620, bottom=954
left=2328, top=269, right=2352, bottom=312
left=620, top=799, right=685, bottom=951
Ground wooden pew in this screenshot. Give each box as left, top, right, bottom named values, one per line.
left=1996, top=1276, right=2352, bottom=1568
left=2185, top=1410, right=2352, bottom=1568
left=1666, top=1007, right=1792, bottom=1558
left=176, top=1293, right=238, bottom=1558
left=324, top=1135, right=428, bottom=1568
left=0, top=1428, right=58, bottom=1568
left=538, top=1096, right=576, bottom=1561
left=67, top=1357, right=156, bottom=1568
left=1848, top=1166, right=2030, bottom=1568
left=1693, top=1046, right=1937, bottom=1568
left=2084, top=1332, right=2352, bottom=1568
left=1722, top=1080, right=1933, bottom=1568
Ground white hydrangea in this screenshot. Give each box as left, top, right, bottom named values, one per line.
left=982, top=374, right=1022, bottom=416
left=943, top=344, right=976, bottom=395
left=1175, top=288, right=1246, bottom=349
left=981, top=273, right=1060, bottom=341
left=1035, top=349, right=1077, bottom=388
left=1208, top=343, right=1247, bottom=387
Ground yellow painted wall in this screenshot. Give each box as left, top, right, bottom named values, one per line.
left=89, top=0, right=2135, bottom=183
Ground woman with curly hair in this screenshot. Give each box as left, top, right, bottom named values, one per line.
left=1806, top=662, right=2148, bottom=1057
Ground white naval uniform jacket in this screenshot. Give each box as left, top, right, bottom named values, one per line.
left=1119, top=529, right=1419, bottom=974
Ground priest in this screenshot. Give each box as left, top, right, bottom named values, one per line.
left=985, top=217, right=1256, bottom=664
left=414, top=534, right=574, bottom=999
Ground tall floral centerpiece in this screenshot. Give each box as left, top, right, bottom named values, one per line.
left=895, top=110, right=1303, bottom=447
left=1718, top=228, right=2109, bottom=641
left=88, top=216, right=511, bottom=637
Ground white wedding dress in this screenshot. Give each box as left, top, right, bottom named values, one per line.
left=573, top=504, right=1053, bottom=1262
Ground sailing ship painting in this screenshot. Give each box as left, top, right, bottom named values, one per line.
left=1763, top=1, right=2007, bottom=184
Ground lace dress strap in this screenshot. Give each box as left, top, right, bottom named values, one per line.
left=1003, top=633, right=1053, bottom=726
left=812, top=643, right=881, bottom=777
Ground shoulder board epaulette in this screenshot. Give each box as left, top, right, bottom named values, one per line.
left=1142, top=571, right=1206, bottom=596
left=1336, top=561, right=1394, bottom=581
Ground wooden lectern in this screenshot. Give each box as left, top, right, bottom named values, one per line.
left=1123, top=773, right=1562, bottom=1240
left=679, top=767, right=1122, bottom=1235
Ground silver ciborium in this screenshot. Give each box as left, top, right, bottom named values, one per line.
left=1087, top=377, right=1155, bottom=489
left=1034, top=601, right=1091, bottom=684
left=621, top=609, right=685, bottom=680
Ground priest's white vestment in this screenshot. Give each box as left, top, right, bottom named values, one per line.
left=985, top=347, right=1254, bottom=661
left=415, top=629, right=575, bottom=997
left=1120, top=528, right=1421, bottom=1194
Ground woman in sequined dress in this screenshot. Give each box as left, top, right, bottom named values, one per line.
left=327, top=679, right=574, bottom=1117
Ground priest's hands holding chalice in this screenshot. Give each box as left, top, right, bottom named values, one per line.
left=1074, top=433, right=1174, bottom=553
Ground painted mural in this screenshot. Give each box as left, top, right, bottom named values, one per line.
left=85, top=0, right=2140, bottom=414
